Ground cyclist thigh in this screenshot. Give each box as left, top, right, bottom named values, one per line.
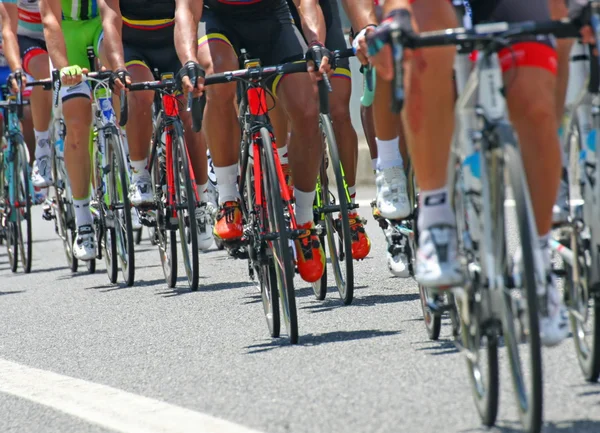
left=125, top=46, right=162, bottom=106
left=17, top=36, right=49, bottom=78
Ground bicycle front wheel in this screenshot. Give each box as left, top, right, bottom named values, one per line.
left=172, top=124, right=199, bottom=291
left=52, top=152, right=78, bottom=272
left=261, top=127, right=298, bottom=344
left=503, top=140, right=543, bottom=433
left=151, top=136, right=177, bottom=288
left=321, top=114, right=353, bottom=304
left=107, top=131, right=135, bottom=286
left=15, top=141, right=32, bottom=273
left=564, top=114, right=600, bottom=381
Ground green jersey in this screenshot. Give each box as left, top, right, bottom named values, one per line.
left=61, top=0, right=98, bottom=21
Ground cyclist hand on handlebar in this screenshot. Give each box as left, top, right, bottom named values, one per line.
left=351, top=24, right=377, bottom=66
left=366, top=9, right=415, bottom=81
left=179, top=61, right=205, bottom=98
left=7, top=69, right=25, bottom=94
left=110, top=68, right=132, bottom=92
left=305, top=41, right=334, bottom=82
left=569, top=0, right=597, bottom=44
left=60, top=65, right=88, bottom=87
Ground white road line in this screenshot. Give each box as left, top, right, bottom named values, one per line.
left=0, top=358, right=262, bottom=433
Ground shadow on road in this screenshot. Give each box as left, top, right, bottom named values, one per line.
left=294, top=284, right=369, bottom=299
left=155, top=280, right=252, bottom=297
left=414, top=338, right=459, bottom=356
left=0, top=290, right=25, bottom=296
left=460, top=419, right=600, bottom=433
left=300, top=292, right=420, bottom=314
left=87, top=277, right=168, bottom=292
left=9, top=265, right=66, bottom=275
left=245, top=329, right=401, bottom=354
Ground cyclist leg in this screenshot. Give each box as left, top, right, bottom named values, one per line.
left=377, top=0, right=461, bottom=288
left=549, top=0, right=574, bottom=223
left=61, top=19, right=99, bottom=260
left=19, top=36, right=53, bottom=188
left=472, top=0, right=569, bottom=346
left=197, top=18, right=244, bottom=243
left=269, top=104, right=293, bottom=196
left=145, top=42, right=215, bottom=251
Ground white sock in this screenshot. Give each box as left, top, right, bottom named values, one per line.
left=371, top=158, right=378, bottom=172
left=73, top=195, right=93, bottom=228
left=539, top=232, right=552, bottom=270
left=130, top=159, right=147, bottom=182
left=294, top=188, right=315, bottom=226
left=376, top=137, right=402, bottom=170
left=214, top=163, right=239, bottom=204
left=417, top=186, right=455, bottom=232
left=197, top=181, right=209, bottom=204
left=278, top=145, right=289, bottom=165
left=348, top=185, right=356, bottom=204
left=34, top=130, right=51, bottom=159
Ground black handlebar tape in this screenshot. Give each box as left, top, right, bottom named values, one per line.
left=119, top=89, right=128, bottom=127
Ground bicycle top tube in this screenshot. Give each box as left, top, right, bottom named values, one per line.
left=202, top=48, right=355, bottom=87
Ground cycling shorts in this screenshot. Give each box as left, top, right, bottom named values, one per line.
left=17, top=35, right=47, bottom=76
left=467, top=0, right=557, bottom=74
left=199, top=0, right=306, bottom=94
left=288, top=0, right=351, bottom=81
left=124, top=43, right=181, bottom=76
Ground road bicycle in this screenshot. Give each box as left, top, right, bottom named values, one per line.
left=310, top=49, right=357, bottom=305
left=0, top=82, right=32, bottom=273
left=130, top=73, right=200, bottom=290
left=371, top=18, right=582, bottom=433
left=549, top=10, right=600, bottom=381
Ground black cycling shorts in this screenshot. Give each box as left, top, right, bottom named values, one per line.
left=17, top=35, right=47, bottom=76
left=199, top=0, right=306, bottom=93
left=124, top=41, right=181, bottom=76
left=288, top=0, right=351, bottom=76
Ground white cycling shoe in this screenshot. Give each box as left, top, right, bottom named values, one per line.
left=387, top=251, right=410, bottom=278
left=415, top=224, right=463, bottom=289
left=32, top=156, right=53, bottom=188
left=129, top=172, right=153, bottom=206
left=196, top=201, right=216, bottom=251
left=375, top=166, right=411, bottom=220
left=512, top=248, right=569, bottom=347
left=73, top=224, right=96, bottom=261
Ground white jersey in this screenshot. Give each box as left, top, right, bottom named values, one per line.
left=0, top=0, right=43, bottom=40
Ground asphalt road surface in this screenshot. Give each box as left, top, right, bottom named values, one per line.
left=1, top=189, right=599, bottom=433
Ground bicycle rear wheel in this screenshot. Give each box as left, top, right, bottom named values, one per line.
left=503, top=139, right=543, bottom=433
left=261, top=127, right=298, bottom=343
left=172, top=125, right=199, bottom=290
left=7, top=221, right=18, bottom=272
left=52, top=152, right=78, bottom=272
left=320, top=114, right=353, bottom=304
left=151, top=136, right=177, bottom=288
left=311, top=173, right=328, bottom=301
left=15, top=142, right=31, bottom=273
left=452, top=153, right=499, bottom=427
left=107, top=131, right=135, bottom=286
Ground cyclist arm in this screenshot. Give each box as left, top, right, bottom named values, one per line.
left=98, top=0, right=126, bottom=70
left=174, top=0, right=203, bottom=64
left=0, top=3, right=22, bottom=72
left=340, top=0, right=378, bottom=31
left=296, top=0, right=326, bottom=44
left=40, top=0, right=69, bottom=70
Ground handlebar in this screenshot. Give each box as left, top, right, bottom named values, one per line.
left=370, top=18, right=582, bottom=113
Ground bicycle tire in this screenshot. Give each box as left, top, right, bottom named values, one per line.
left=503, top=141, right=543, bottom=433
left=7, top=222, right=18, bottom=272
left=261, top=127, right=298, bottom=344
left=15, top=142, right=31, bottom=273
left=564, top=115, right=600, bottom=382
left=135, top=228, right=142, bottom=245
left=103, top=225, right=118, bottom=283
left=452, top=153, right=499, bottom=427
left=321, top=113, right=354, bottom=304
left=242, top=141, right=280, bottom=337
left=52, top=147, right=78, bottom=273
left=108, top=130, right=135, bottom=286
left=151, top=131, right=177, bottom=288
left=311, top=170, right=328, bottom=301
left=172, top=124, right=199, bottom=290
left=86, top=258, right=96, bottom=274
left=418, top=285, right=442, bottom=340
